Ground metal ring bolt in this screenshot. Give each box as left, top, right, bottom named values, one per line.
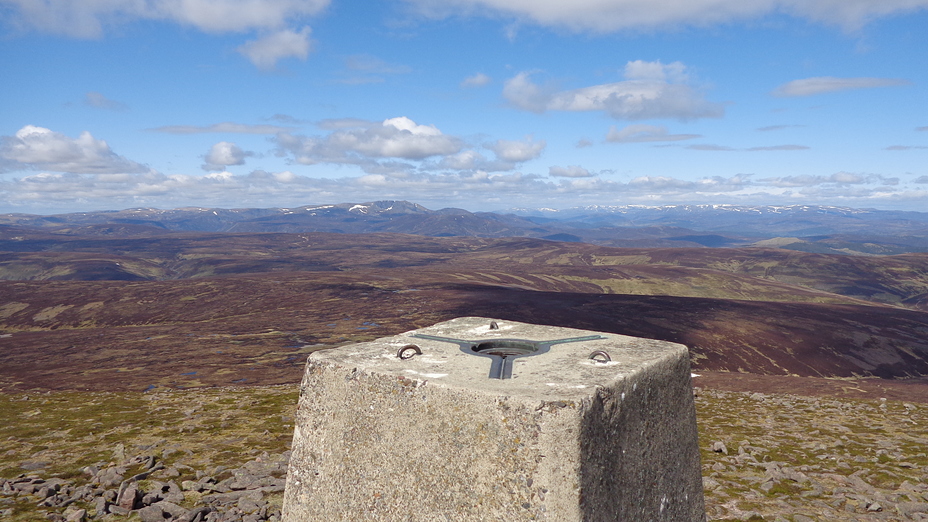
left=397, top=344, right=422, bottom=360
left=589, top=350, right=611, bottom=363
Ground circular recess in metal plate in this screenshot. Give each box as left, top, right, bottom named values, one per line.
left=472, top=340, right=539, bottom=357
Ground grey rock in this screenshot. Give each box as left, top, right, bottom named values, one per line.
left=898, top=502, right=928, bottom=516
left=116, top=485, right=139, bottom=510
left=158, top=501, right=189, bottom=517
left=711, top=441, right=728, bottom=455
left=63, top=507, right=86, bottom=522
left=96, top=468, right=124, bottom=488
left=92, top=496, right=109, bottom=516
left=138, top=504, right=167, bottom=522
left=176, top=506, right=212, bottom=522
left=237, top=496, right=261, bottom=513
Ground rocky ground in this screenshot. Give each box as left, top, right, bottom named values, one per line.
left=3, top=381, right=928, bottom=521
left=697, top=388, right=928, bottom=521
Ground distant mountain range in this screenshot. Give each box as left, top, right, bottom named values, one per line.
left=3, top=201, right=928, bottom=254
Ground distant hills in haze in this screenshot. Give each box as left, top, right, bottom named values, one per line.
left=3, top=200, right=928, bottom=254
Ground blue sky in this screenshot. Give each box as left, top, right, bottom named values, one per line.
left=1, top=0, right=927, bottom=214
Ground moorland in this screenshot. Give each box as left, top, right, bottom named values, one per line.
left=2, top=201, right=928, bottom=521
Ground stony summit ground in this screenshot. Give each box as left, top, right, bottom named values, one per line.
left=2, top=383, right=928, bottom=521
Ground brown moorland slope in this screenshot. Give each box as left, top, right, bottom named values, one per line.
left=1, top=232, right=927, bottom=395
left=3, top=232, right=928, bottom=306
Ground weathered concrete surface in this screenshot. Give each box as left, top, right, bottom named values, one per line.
left=283, top=317, right=704, bottom=521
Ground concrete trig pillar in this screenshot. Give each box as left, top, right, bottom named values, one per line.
left=283, top=317, right=705, bottom=521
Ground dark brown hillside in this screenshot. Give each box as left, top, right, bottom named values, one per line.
left=2, top=270, right=927, bottom=393
left=3, top=231, right=928, bottom=396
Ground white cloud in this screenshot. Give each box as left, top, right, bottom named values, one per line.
left=549, top=165, right=593, bottom=178
left=486, top=137, right=546, bottom=162
left=383, top=116, right=442, bottom=136
left=623, top=60, right=688, bottom=82
left=504, top=61, right=723, bottom=121
left=275, top=119, right=548, bottom=175
left=150, top=122, right=294, bottom=134
left=772, top=76, right=911, bottom=97
left=401, top=0, right=928, bottom=32
left=606, top=124, right=700, bottom=143
left=917, top=126, right=928, bottom=132
left=886, top=145, right=928, bottom=151
left=0, top=125, right=148, bottom=174
left=84, top=91, right=128, bottom=111
left=237, top=26, right=313, bottom=70
left=2, top=0, right=330, bottom=38
left=439, top=150, right=486, bottom=170
left=203, top=141, right=251, bottom=171
left=4, top=168, right=926, bottom=214
left=276, top=117, right=463, bottom=166
left=502, top=71, right=554, bottom=113
left=461, top=73, right=492, bottom=88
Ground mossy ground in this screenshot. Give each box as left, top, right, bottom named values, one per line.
left=3, top=385, right=928, bottom=521
left=0, top=385, right=298, bottom=521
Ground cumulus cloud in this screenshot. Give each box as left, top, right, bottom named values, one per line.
left=150, top=122, right=294, bottom=134
left=461, top=73, right=492, bottom=88
left=438, top=150, right=487, bottom=170
left=0, top=125, right=148, bottom=174
left=275, top=116, right=463, bottom=167
left=401, top=0, right=928, bottom=32
left=549, top=165, right=593, bottom=178
left=237, top=26, right=313, bottom=70
left=1, top=0, right=330, bottom=38
left=504, top=61, right=723, bottom=121
left=772, top=76, right=911, bottom=97
left=915, top=176, right=928, bottom=183
left=202, top=141, right=252, bottom=171
left=606, top=124, right=700, bottom=143
left=84, top=91, right=128, bottom=111
left=486, top=137, right=546, bottom=162
left=273, top=118, right=550, bottom=176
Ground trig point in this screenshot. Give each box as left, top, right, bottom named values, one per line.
left=282, top=317, right=705, bottom=521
